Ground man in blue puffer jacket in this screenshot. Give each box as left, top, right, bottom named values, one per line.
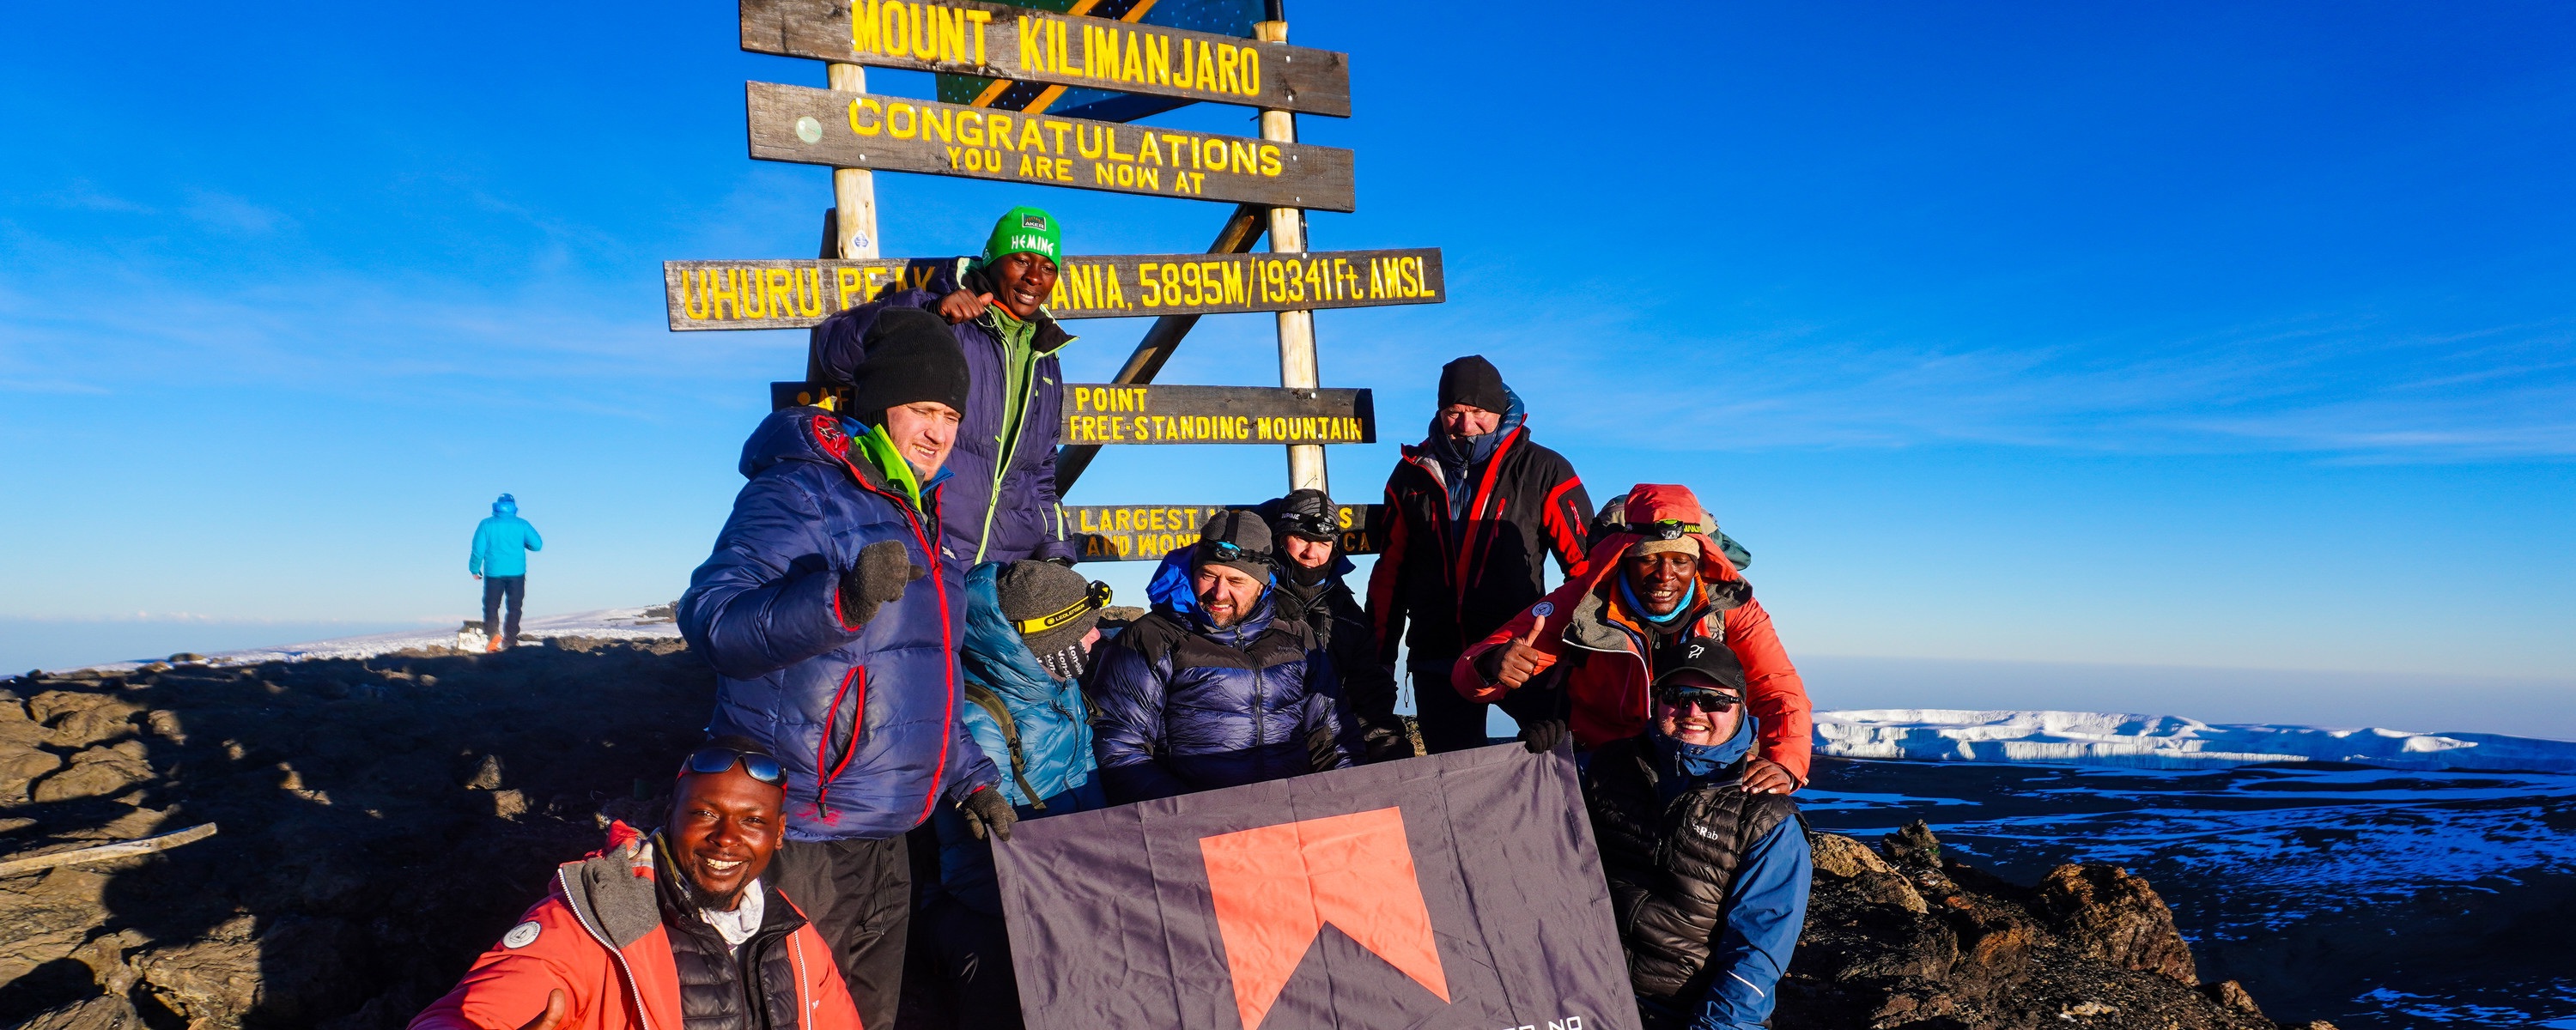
left=808, top=206, right=1078, bottom=566
left=1091, top=511, right=1364, bottom=803
left=914, top=559, right=1113, bottom=1030
left=678, top=308, right=1006, bottom=1029
left=467, top=494, right=543, bottom=652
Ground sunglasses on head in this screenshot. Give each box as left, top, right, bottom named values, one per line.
left=677, top=747, right=785, bottom=785
left=1654, top=686, right=1741, bottom=714
left=1014, top=581, right=1114, bottom=636
left=1206, top=540, right=1272, bottom=565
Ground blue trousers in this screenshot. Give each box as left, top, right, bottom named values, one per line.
left=481, top=575, right=525, bottom=643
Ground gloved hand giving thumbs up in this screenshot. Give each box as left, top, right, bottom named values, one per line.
left=838, top=540, right=926, bottom=629
left=1474, top=617, right=1552, bottom=689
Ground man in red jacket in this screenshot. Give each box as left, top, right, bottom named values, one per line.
left=1453, top=483, right=1813, bottom=791
left=1366, top=355, right=1594, bottom=753
left=410, top=738, right=866, bottom=1030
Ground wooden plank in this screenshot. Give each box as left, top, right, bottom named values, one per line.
left=0, top=823, right=218, bottom=877
left=744, top=81, right=1357, bottom=211
left=665, top=248, right=1441, bottom=330
left=1054, top=202, right=1268, bottom=496
left=740, top=0, right=1352, bottom=118
left=1060, top=384, right=1371, bottom=445
left=1066, top=503, right=1386, bottom=561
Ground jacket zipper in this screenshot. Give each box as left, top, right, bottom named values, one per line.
left=557, top=866, right=656, bottom=1030
left=975, top=329, right=1043, bottom=564
left=832, top=439, right=961, bottom=827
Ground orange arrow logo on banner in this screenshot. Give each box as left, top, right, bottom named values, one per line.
left=1198, top=806, right=1450, bottom=1030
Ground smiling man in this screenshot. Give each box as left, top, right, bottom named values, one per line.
left=1455, top=482, right=1814, bottom=792
left=408, top=739, right=864, bottom=1030
left=1090, top=510, right=1364, bottom=803
left=808, top=205, right=1080, bottom=566
left=679, top=308, right=1008, bottom=1027
left=1580, top=640, right=1811, bottom=1030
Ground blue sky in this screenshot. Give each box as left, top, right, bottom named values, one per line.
left=3, top=3, right=2569, bottom=734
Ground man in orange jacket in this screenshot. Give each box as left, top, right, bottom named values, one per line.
left=410, top=738, right=866, bottom=1030
left=1453, top=483, right=1813, bottom=791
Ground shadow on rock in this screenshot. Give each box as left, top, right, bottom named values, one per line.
left=1, top=639, right=714, bottom=1028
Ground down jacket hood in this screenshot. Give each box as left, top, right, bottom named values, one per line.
left=957, top=562, right=1100, bottom=807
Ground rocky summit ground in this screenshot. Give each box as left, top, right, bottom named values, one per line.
left=7, top=642, right=2330, bottom=1030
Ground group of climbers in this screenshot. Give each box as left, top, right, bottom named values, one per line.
left=411, top=206, right=1817, bottom=1030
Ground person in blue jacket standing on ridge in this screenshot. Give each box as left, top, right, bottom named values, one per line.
left=468, top=494, right=543, bottom=652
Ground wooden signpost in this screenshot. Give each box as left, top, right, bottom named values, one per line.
left=745, top=82, right=1357, bottom=210
left=1060, top=384, right=1372, bottom=445
left=1066, top=503, right=1385, bottom=561
left=663, top=248, right=1441, bottom=330
left=688, top=2, right=1442, bottom=545
left=740, top=0, right=1353, bottom=118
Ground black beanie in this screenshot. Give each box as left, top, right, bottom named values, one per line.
left=849, top=308, right=970, bottom=427
left=1262, top=488, right=1340, bottom=542
left=1437, top=355, right=1509, bottom=414
left=1194, top=510, right=1274, bottom=581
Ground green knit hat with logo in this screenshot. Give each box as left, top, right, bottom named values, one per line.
left=981, top=206, right=1061, bottom=265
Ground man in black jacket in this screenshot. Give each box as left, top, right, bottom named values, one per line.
left=1261, top=488, right=1413, bottom=765
left=1580, top=638, right=1810, bottom=1030
left=1365, top=354, right=1595, bottom=753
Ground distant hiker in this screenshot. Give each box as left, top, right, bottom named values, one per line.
left=1366, top=354, right=1594, bottom=753
left=678, top=309, right=1008, bottom=1029
left=1091, top=511, right=1364, bottom=803
left=1258, top=488, right=1413, bottom=764
left=408, top=739, right=864, bottom=1030
left=1577, top=639, right=1810, bottom=1030
left=808, top=205, right=1078, bottom=566
left=1458, top=483, right=1812, bottom=792
left=910, top=559, right=1115, bottom=1030
left=468, top=494, right=544, bottom=652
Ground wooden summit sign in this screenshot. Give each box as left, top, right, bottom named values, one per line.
left=1060, top=384, right=1371, bottom=445
left=663, top=249, right=1440, bottom=330
left=1066, top=503, right=1385, bottom=561
left=740, top=0, right=1352, bottom=118
left=746, top=82, right=1358, bottom=210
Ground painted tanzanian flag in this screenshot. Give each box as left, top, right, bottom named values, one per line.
left=993, top=744, right=1636, bottom=1030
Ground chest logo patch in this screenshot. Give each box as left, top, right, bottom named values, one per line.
left=502, top=920, right=542, bottom=948
left=1530, top=602, right=1554, bottom=618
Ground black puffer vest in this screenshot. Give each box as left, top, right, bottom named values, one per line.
left=653, top=846, right=808, bottom=1030
left=1580, top=734, right=1797, bottom=1005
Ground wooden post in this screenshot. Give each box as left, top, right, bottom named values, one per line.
left=827, top=63, right=879, bottom=258
left=1256, top=19, right=1326, bottom=495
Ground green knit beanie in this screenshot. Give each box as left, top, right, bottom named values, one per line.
left=981, top=206, right=1061, bottom=265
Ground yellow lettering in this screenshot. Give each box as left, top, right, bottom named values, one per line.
left=1018, top=154, right=1035, bottom=177
left=888, top=101, right=918, bottom=139
left=919, top=106, right=953, bottom=142
left=1138, top=167, right=1159, bottom=190
left=882, top=1, right=911, bottom=58
left=852, top=0, right=881, bottom=53
left=1017, top=15, right=1042, bottom=70
left=1045, top=120, right=1071, bottom=154
left=1145, top=34, right=1171, bottom=85
left=958, top=110, right=984, bottom=146
left=1139, top=131, right=1163, bottom=165
left=1259, top=144, right=1281, bottom=176
left=989, top=113, right=1016, bottom=150
left=1228, top=140, right=1256, bottom=175
left=1106, top=126, right=1134, bottom=161
left=1194, top=40, right=1218, bottom=90
left=1199, top=136, right=1224, bottom=171
left=739, top=268, right=769, bottom=318
left=709, top=268, right=742, bottom=318
left=1121, top=30, right=1144, bottom=82
left=1105, top=265, right=1127, bottom=308
left=935, top=4, right=966, bottom=61
left=848, top=98, right=883, bottom=135
left=835, top=267, right=863, bottom=308
left=1219, top=261, right=1244, bottom=304
left=966, top=9, right=989, bottom=63
left=1238, top=46, right=1259, bottom=94
left=681, top=269, right=712, bottom=319
left=1077, top=124, right=1106, bottom=160
left=1019, top=118, right=1044, bottom=151
left=1217, top=44, right=1240, bottom=93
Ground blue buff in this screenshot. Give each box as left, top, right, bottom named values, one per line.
left=1647, top=718, right=1810, bottom=1030
left=1618, top=573, right=1698, bottom=626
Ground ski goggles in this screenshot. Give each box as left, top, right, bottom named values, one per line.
left=1273, top=511, right=1340, bottom=541
left=1653, top=686, right=1741, bottom=714
left=1013, top=581, right=1114, bottom=636
left=677, top=747, right=785, bottom=785
left=1616, top=518, right=1697, bottom=541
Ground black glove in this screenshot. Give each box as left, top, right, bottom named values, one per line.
left=1519, top=719, right=1569, bottom=754
left=837, top=540, right=926, bottom=628
left=960, top=787, right=1017, bottom=842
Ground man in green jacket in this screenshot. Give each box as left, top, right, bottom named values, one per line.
left=470, top=494, right=544, bottom=652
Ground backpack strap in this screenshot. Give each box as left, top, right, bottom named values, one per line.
left=963, top=682, right=1048, bottom=811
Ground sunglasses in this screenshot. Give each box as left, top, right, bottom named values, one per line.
left=1206, top=540, right=1273, bottom=565
left=1654, top=686, right=1741, bottom=714
left=1014, top=581, right=1114, bottom=636
left=677, top=747, right=785, bottom=785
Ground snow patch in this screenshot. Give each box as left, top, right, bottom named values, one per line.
left=1815, top=708, right=2576, bottom=773
left=57, top=607, right=682, bottom=673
